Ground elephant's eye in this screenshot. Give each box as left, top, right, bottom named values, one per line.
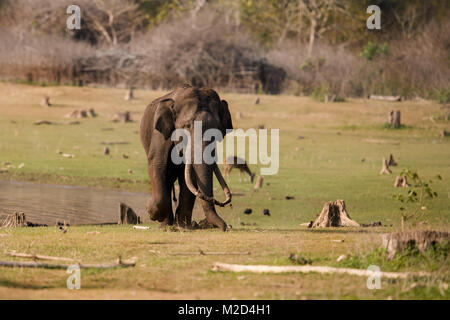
left=185, top=123, right=191, bottom=129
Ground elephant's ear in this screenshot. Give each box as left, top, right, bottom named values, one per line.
left=154, top=98, right=175, bottom=140
left=219, top=99, right=233, bottom=138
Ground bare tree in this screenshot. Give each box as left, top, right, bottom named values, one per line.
left=298, top=0, right=345, bottom=57
left=83, top=0, right=143, bottom=45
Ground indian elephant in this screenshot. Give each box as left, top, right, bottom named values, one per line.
left=139, top=84, right=233, bottom=231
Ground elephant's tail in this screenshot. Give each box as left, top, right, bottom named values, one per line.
left=172, top=184, right=177, bottom=203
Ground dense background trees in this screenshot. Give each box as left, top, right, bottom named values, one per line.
left=0, top=0, right=448, bottom=100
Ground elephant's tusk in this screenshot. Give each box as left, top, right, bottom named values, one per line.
left=184, top=162, right=232, bottom=207
left=213, top=163, right=232, bottom=207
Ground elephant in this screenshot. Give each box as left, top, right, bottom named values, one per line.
left=139, top=84, right=233, bottom=231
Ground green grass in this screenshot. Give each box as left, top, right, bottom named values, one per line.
left=0, top=83, right=449, bottom=299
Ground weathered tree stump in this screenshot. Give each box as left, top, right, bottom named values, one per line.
left=104, top=147, right=110, bottom=155
left=393, top=110, right=401, bottom=128
left=388, top=110, right=402, bottom=128
left=325, top=94, right=336, bottom=103
left=380, top=158, right=392, bottom=175
left=254, top=97, right=260, bottom=105
left=88, top=108, right=97, bottom=117
left=310, top=200, right=360, bottom=228
left=440, top=129, right=449, bottom=139
left=254, top=176, right=263, bottom=190
left=113, top=111, right=132, bottom=123
left=1, top=212, right=28, bottom=227
left=388, top=153, right=397, bottom=166
left=382, top=230, right=450, bottom=260
left=394, top=176, right=410, bottom=188
left=40, top=95, right=51, bottom=107
left=118, top=202, right=141, bottom=225
left=124, top=88, right=134, bottom=101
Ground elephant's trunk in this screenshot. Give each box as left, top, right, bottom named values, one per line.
left=184, top=162, right=232, bottom=207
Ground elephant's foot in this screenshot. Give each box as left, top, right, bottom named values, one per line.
left=175, top=214, right=193, bottom=230
left=201, top=201, right=228, bottom=232
left=158, top=214, right=174, bottom=228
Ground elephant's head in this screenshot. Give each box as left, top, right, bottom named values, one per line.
left=152, top=86, right=233, bottom=224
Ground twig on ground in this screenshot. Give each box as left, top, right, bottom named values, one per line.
left=169, top=249, right=250, bottom=256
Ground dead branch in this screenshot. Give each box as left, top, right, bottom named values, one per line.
left=370, top=95, right=402, bottom=102
left=211, top=262, right=431, bottom=279
left=0, top=257, right=137, bottom=269
left=6, top=250, right=78, bottom=263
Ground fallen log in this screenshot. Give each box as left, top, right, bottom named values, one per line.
left=0, top=257, right=137, bottom=269
left=370, top=95, right=401, bottom=102
left=6, top=251, right=78, bottom=263
left=211, top=262, right=430, bottom=279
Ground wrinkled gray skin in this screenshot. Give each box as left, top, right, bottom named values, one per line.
left=139, top=84, right=233, bottom=231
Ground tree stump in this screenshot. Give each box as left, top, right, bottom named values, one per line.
left=118, top=202, right=141, bottom=225
left=394, top=176, right=409, bottom=188
left=382, top=230, right=449, bottom=260
left=389, top=111, right=394, bottom=127
left=254, top=176, right=263, bottom=190
left=388, top=153, right=397, bottom=166
left=1, top=212, right=28, bottom=227
left=380, top=158, right=392, bottom=175
left=113, top=111, right=132, bottom=123
left=310, top=200, right=360, bottom=228
left=388, top=110, right=401, bottom=128
left=393, top=110, right=401, bottom=128
left=254, top=97, right=260, bottom=105
left=124, top=88, right=134, bottom=101
left=88, top=108, right=97, bottom=117
left=440, top=130, right=449, bottom=139
left=40, top=95, right=51, bottom=107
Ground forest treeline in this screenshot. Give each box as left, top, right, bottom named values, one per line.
left=0, top=0, right=448, bottom=100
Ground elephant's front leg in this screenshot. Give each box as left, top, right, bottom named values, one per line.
left=146, top=164, right=174, bottom=225
left=175, top=174, right=196, bottom=229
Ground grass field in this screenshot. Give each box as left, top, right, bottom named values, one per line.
left=0, top=82, right=449, bottom=299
